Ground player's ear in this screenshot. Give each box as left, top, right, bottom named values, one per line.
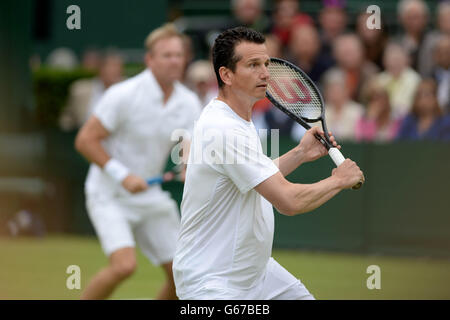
left=144, top=51, right=152, bottom=69
left=219, top=66, right=233, bottom=86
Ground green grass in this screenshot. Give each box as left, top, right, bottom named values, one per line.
left=0, top=236, right=449, bottom=299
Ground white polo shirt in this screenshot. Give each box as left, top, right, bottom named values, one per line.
left=173, top=99, right=280, bottom=298
left=85, top=69, right=202, bottom=204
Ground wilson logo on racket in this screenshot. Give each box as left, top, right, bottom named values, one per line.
left=268, top=78, right=311, bottom=104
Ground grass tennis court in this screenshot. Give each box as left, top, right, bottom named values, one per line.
left=1, top=236, right=449, bottom=300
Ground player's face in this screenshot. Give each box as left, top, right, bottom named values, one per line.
left=147, top=36, right=185, bottom=84
left=230, top=41, right=270, bottom=100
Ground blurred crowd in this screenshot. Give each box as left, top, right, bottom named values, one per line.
left=45, top=0, right=450, bottom=142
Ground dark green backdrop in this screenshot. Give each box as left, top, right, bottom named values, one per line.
left=6, top=132, right=446, bottom=258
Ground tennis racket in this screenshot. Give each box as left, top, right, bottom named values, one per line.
left=146, top=165, right=184, bottom=185
left=265, top=57, right=363, bottom=190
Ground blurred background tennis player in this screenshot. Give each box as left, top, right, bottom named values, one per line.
left=75, top=23, right=202, bottom=300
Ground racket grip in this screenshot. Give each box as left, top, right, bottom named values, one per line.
left=146, top=176, right=163, bottom=185
left=328, top=147, right=345, bottom=166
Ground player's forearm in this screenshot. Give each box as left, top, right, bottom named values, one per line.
left=274, top=145, right=306, bottom=177
left=75, top=136, right=110, bottom=168
left=287, top=176, right=342, bottom=216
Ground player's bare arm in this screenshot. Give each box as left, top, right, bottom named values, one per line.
left=75, top=116, right=147, bottom=193
left=255, top=159, right=364, bottom=216
left=275, top=127, right=341, bottom=177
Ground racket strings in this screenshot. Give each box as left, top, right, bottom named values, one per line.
left=267, top=61, right=322, bottom=120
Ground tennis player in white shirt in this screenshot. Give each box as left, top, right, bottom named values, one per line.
left=75, top=24, right=202, bottom=300
left=172, top=27, right=364, bottom=300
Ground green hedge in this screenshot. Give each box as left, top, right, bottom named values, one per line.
left=32, top=68, right=95, bottom=128
left=32, top=65, right=145, bottom=129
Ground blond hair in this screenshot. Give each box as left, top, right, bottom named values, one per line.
left=144, top=23, right=183, bottom=53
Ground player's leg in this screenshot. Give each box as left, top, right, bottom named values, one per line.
left=81, top=196, right=137, bottom=300
left=258, top=257, right=315, bottom=300
left=80, top=247, right=137, bottom=299
left=134, top=199, right=180, bottom=300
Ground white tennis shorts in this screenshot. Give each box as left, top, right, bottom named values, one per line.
left=86, top=192, right=180, bottom=265
left=180, top=257, right=315, bottom=300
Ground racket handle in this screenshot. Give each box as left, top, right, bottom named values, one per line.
left=146, top=176, right=163, bottom=185
left=328, top=148, right=363, bottom=190
left=328, top=147, right=345, bottom=166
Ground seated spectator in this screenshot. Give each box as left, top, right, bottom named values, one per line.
left=46, top=47, right=78, bottom=70
left=375, top=43, right=421, bottom=118
left=185, top=60, right=217, bottom=107
left=430, top=35, right=450, bottom=113
left=418, top=1, right=450, bottom=76
left=271, top=0, right=313, bottom=50
left=293, top=69, right=363, bottom=141
left=59, top=52, right=124, bottom=131
left=264, top=34, right=283, bottom=58
left=395, top=0, right=430, bottom=71
left=81, top=48, right=102, bottom=73
left=317, top=0, right=348, bottom=67
left=287, top=24, right=334, bottom=83
left=356, top=11, right=389, bottom=70
left=396, top=78, right=449, bottom=140
left=229, top=0, right=271, bottom=34
left=322, top=33, right=379, bottom=103
left=355, top=82, right=401, bottom=142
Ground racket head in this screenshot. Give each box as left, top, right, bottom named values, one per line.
left=266, top=57, right=325, bottom=122
left=265, top=57, right=333, bottom=148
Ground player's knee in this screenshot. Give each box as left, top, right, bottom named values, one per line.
left=111, top=260, right=137, bottom=279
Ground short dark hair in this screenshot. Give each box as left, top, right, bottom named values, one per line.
left=212, top=27, right=265, bottom=88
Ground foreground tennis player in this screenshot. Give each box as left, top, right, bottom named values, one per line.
left=75, top=24, right=201, bottom=299
left=172, top=27, right=364, bottom=300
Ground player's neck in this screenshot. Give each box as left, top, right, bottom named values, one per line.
left=217, top=88, right=254, bottom=122
left=155, top=77, right=174, bottom=104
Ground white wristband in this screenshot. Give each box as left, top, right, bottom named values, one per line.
left=103, top=159, right=130, bottom=183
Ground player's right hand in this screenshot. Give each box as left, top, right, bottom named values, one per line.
left=122, top=174, right=148, bottom=193
left=332, top=159, right=365, bottom=189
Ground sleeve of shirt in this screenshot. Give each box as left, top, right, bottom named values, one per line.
left=92, top=85, right=125, bottom=132
left=219, top=127, right=279, bottom=194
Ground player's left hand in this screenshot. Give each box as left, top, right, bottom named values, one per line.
left=298, top=127, right=341, bottom=163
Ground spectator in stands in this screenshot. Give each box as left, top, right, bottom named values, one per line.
left=271, top=0, right=313, bottom=50
left=356, top=81, right=402, bottom=142
left=396, top=0, right=430, bottom=71
left=430, top=35, right=450, bottom=113
left=356, top=11, right=389, bottom=70
left=288, top=24, right=334, bottom=83
left=229, top=0, right=271, bottom=34
left=322, top=33, right=378, bottom=103
left=46, top=47, right=78, bottom=70
left=321, top=69, right=363, bottom=141
left=81, top=48, right=102, bottom=73
left=375, top=43, right=421, bottom=118
left=59, top=53, right=124, bottom=131
left=396, top=78, right=449, bottom=140
left=317, top=0, right=348, bottom=67
left=264, top=33, right=282, bottom=58
left=185, top=60, right=217, bottom=107
left=418, top=1, right=450, bottom=76
left=293, top=69, right=363, bottom=141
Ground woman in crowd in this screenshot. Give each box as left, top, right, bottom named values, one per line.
left=356, top=81, right=401, bottom=142
left=396, top=78, right=449, bottom=140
